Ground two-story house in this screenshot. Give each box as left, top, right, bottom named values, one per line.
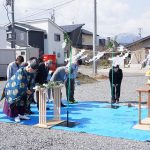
left=6, top=22, right=45, bottom=56
left=25, top=18, right=65, bottom=64
left=60, top=24, right=84, bottom=48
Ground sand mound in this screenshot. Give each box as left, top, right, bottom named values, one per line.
left=77, top=72, right=108, bottom=84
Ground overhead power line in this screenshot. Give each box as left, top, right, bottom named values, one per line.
left=16, top=0, right=77, bottom=22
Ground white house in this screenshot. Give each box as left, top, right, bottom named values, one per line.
left=23, top=18, right=65, bottom=64
left=0, top=26, right=7, bottom=48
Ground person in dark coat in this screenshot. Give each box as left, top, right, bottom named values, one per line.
left=35, top=59, right=52, bottom=110
left=109, top=65, right=123, bottom=104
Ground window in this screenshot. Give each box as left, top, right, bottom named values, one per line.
left=7, top=33, right=12, bottom=39
left=21, top=51, right=25, bottom=55
left=57, top=52, right=61, bottom=58
left=54, top=34, right=60, bottom=41
left=44, top=34, right=47, bottom=39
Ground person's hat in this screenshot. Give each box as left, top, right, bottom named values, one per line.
left=29, top=58, right=39, bottom=70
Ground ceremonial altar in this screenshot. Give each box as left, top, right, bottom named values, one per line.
left=133, top=83, right=150, bottom=131
left=34, top=82, right=64, bottom=128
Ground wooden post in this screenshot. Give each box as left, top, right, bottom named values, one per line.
left=139, top=91, right=141, bottom=124
left=38, top=88, right=46, bottom=126
left=39, top=90, right=41, bottom=124
left=53, top=87, right=61, bottom=120
left=148, top=92, right=150, bottom=118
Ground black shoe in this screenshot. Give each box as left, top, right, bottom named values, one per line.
left=116, top=100, right=119, bottom=104
left=116, top=98, right=119, bottom=104
left=32, top=101, right=36, bottom=104
left=28, top=110, right=35, bottom=114
left=111, top=100, right=116, bottom=104
left=25, top=110, right=35, bottom=115
left=61, top=103, right=66, bottom=107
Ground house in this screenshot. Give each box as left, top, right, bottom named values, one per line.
left=0, top=26, right=7, bottom=48
left=125, top=36, right=150, bottom=64
left=82, top=29, right=102, bottom=49
left=60, top=24, right=84, bottom=48
left=99, top=38, right=106, bottom=48
left=60, top=24, right=102, bottom=51
left=126, top=35, right=150, bottom=50
left=25, top=18, right=65, bottom=64
left=81, top=29, right=93, bottom=49
left=6, top=22, right=45, bottom=56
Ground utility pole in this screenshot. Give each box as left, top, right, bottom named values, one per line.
left=50, top=9, right=55, bottom=23
left=6, top=0, right=15, bottom=48
left=93, top=0, right=97, bottom=74
left=138, top=27, right=142, bottom=38
left=11, top=0, right=15, bottom=48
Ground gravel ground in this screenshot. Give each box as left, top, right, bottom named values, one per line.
left=0, top=66, right=150, bottom=150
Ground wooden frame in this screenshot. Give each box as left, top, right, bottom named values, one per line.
left=133, top=85, right=150, bottom=130
left=35, top=86, right=64, bottom=128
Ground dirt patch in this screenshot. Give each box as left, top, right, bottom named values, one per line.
left=77, top=72, right=108, bottom=84
left=92, top=74, right=109, bottom=80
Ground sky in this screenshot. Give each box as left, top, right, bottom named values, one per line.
left=0, top=0, right=150, bottom=38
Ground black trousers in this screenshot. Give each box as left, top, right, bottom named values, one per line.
left=65, top=78, right=75, bottom=102
left=110, top=83, right=121, bottom=102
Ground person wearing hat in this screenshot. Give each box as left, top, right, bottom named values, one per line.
left=109, top=64, right=123, bottom=104
left=3, top=58, right=39, bottom=123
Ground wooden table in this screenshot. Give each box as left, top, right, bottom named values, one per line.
left=136, top=85, right=150, bottom=123
left=133, top=85, right=150, bottom=130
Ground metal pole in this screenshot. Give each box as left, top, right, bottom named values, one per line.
left=93, top=0, right=97, bottom=74
left=11, top=0, right=15, bottom=48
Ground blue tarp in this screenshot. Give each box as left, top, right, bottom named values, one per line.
left=0, top=101, right=150, bottom=141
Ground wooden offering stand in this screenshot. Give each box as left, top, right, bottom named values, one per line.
left=35, top=86, right=64, bottom=128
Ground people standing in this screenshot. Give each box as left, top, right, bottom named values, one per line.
left=65, top=59, right=82, bottom=104
left=109, top=65, right=123, bottom=104
left=35, top=59, right=53, bottom=110
left=0, top=55, right=24, bottom=105
left=3, top=58, right=39, bottom=123
left=7, top=55, right=24, bottom=80
left=50, top=66, right=66, bottom=107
